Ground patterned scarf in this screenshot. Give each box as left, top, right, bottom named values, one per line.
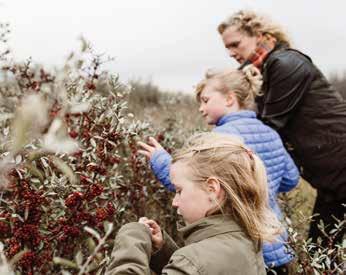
left=238, top=35, right=276, bottom=70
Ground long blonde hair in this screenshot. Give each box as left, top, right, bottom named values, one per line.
left=218, top=10, right=291, bottom=47
left=172, top=132, right=282, bottom=247
left=195, top=65, right=262, bottom=110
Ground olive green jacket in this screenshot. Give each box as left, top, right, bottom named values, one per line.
left=105, top=215, right=265, bottom=275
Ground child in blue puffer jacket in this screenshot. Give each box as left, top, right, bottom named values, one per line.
left=138, top=65, right=299, bottom=274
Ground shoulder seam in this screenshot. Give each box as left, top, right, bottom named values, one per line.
left=172, top=252, right=205, bottom=274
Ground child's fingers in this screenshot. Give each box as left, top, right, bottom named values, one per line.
left=145, top=219, right=158, bottom=227
left=145, top=220, right=161, bottom=234
left=137, top=141, right=155, bottom=152
left=148, top=137, right=163, bottom=149
left=140, top=219, right=163, bottom=249
left=138, top=218, right=161, bottom=238
left=138, top=218, right=160, bottom=231
left=138, top=217, right=152, bottom=231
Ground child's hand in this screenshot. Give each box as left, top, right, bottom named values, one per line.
left=137, top=137, right=164, bottom=160
left=138, top=217, right=163, bottom=251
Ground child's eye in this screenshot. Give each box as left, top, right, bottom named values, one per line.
left=201, top=98, right=208, bottom=103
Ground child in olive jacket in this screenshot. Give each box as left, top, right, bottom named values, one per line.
left=106, top=133, right=282, bottom=275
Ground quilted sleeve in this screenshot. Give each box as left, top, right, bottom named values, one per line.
left=150, top=149, right=175, bottom=192
left=278, top=151, right=300, bottom=193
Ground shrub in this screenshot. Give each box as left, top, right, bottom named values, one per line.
left=0, top=36, right=182, bottom=274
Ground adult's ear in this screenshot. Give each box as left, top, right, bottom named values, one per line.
left=255, top=32, right=264, bottom=45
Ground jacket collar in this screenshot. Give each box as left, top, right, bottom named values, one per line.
left=216, top=110, right=256, bottom=127
left=261, top=42, right=289, bottom=70
left=177, top=214, right=243, bottom=245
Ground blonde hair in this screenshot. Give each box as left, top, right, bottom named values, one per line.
left=172, top=132, right=282, bottom=247
left=195, top=65, right=262, bottom=110
left=218, top=10, right=291, bottom=47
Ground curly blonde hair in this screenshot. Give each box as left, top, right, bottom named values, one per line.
left=195, top=65, right=262, bottom=110
left=172, top=132, right=282, bottom=247
left=218, top=10, right=291, bottom=47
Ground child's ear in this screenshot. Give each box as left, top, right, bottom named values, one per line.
left=226, top=92, right=236, bottom=107
left=206, top=177, right=223, bottom=198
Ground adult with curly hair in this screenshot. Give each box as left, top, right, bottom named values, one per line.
left=217, top=9, right=346, bottom=256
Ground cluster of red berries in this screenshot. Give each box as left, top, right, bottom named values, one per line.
left=58, top=225, right=81, bottom=241
left=0, top=220, right=10, bottom=235
left=79, top=174, right=91, bottom=185
left=64, top=192, right=84, bottom=208
left=19, top=251, right=40, bottom=273
left=68, top=130, right=78, bottom=139
left=6, top=238, right=21, bottom=257
left=95, top=202, right=116, bottom=224
left=95, top=208, right=108, bottom=223
left=3, top=63, right=54, bottom=94
left=13, top=224, right=42, bottom=246
left=0, top=212, right=11, bottom=236
left=73, top=211, right=94, bottom=225
left=85, top=183, right=104, bottom=201
left=49, top=103, right=62, bottom=119
left=86, top=163, right=107, bottom=175
left=21, top=189, right=44, bottom=204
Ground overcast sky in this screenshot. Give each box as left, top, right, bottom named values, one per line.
left=0, top=0, right=345, bottom=93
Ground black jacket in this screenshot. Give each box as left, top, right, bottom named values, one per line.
left=256, top=44, right=346, bottom=201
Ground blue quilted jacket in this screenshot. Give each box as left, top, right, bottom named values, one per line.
left=150, top=110, right=299, bottom=267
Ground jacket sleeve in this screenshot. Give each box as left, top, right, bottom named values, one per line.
left=278, top=151, right=300, bottom=193
left=150, top=149, right=175, bottom=192
left=106, top=223, right=200, bottom=275
left=150, top=231, right=179, bottom=274
left=261, top=50, right=314, bottom=130
left=105, top=222, right=152, bottom=275
left=150, top=231, right=201, bottom=275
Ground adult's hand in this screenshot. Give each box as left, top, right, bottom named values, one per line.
left=137, top=137, right=164, bottom=160
left=138, top=217, right=163, bottom=251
